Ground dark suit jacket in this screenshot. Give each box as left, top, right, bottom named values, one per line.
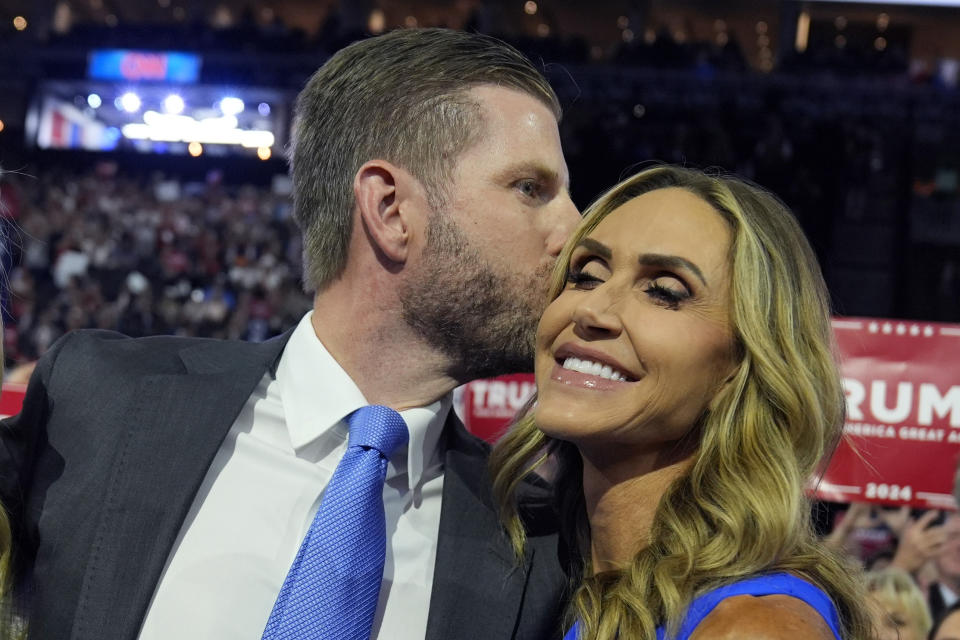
left=0, top=329, right=568, bottom=640
left=930, top=581, right=954, bottom=626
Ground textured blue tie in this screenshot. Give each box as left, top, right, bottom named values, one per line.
left=261, top=405, right=409, bottom=640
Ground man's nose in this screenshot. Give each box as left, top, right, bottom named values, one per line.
left=546, top=195, right=581, bottom=257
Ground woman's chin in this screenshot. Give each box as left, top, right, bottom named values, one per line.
left=534, top=402, right=597, bottom=444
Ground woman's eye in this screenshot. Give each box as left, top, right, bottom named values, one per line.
left=566, top=269, right=603, bottom=290
left=644, top=279, right=690, bottom=309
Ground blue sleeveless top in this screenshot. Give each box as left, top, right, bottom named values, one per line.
left=561, top=572, right=842, bottom=640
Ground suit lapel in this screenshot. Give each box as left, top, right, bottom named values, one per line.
left=70, top=334, right=290, bottom=640
left=425, top=417, right=533, bottom=640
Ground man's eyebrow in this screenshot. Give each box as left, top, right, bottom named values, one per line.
left=639, top=253, right=708, bottom=286
left=501, top=162, right=570, bottom=192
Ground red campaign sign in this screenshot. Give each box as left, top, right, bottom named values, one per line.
left=460, top=373, right=536, bottom=444
left=461, top=317, right=960, bottom=510
left=816, top=317, right=960, bottom=510
left=0, top=383, right=26, bottom=419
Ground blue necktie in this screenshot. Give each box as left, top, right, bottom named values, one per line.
left=261, top=405, right=409, bottom=640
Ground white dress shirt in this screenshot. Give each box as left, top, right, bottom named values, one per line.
left=139, top=312, right=450, bottom=639
left=939, top=581, right=959, bottom=610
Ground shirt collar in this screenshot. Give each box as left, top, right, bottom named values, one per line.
left=276, top=311, right=450, bottom=491
left=941, top=582, right=959, bottom=608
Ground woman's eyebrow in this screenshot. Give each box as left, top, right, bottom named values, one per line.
left=638, top=253, right=708, bottom=286
left=575, top=238, right=708, bottom=286
left=575, top=237, right=611, bottom=259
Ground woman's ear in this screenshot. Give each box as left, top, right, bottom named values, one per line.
left=353, top=160, right=415, bottom=264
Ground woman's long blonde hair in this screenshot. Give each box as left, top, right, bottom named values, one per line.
left=0, top=506, right=13, bottom=637
left=490, top=165, right=873, bottom=639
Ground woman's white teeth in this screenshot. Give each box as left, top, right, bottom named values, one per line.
left=561, top=357, right=627, bottom=381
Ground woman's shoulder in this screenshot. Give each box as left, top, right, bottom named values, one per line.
left=688, top=593, right=837, bottom=640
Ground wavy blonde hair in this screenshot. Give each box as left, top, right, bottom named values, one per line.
left=0, top=506, right=13, bottom=638
left=865, top=568, right=931, bottom=640
left=490, top=165, right=873, bottom=639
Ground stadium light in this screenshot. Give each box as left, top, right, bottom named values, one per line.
left=87, top=93, right=103, bottom=109
left=218, top=97, right=244, bottom=115
left=122, top=110, right=275, bottom=148
left=120, top=92, right=141, bottom=113
left=163, top=94, right=185, bottom=114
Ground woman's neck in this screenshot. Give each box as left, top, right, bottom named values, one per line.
left=580, top=446, right=693, bottom=573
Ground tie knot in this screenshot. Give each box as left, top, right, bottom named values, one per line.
left=346, top=405, right=409, bottom=457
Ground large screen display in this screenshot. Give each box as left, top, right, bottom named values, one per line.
left=88, top=50, right=202, bottom=83
left=28, top=79, right=288, bottom=158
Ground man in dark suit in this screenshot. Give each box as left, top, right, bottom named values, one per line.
left=927, top=514, right=960, bottom=624
left=0, top=28, right=580, bottom=640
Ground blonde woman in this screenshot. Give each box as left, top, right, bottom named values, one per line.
left=866, top=568, right=931, bottom=640
left=491, top=166, right=874, bottom=639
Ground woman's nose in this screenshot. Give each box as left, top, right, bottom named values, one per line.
left=571, top=288, right=622, bottom=337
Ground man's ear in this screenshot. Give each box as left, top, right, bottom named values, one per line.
left=354, top=160, right=421, bottom=264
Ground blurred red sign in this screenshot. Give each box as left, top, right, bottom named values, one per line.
left=816, top=317, right=960, bottom=509
left=0, top=383, right=26, bottom=419
left=460, top=373, right=536, bottom=443
left=460, top=317, right=960, bottom=509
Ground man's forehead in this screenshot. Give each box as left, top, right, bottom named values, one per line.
left=469, top=85, right=558, bottom=131
left=466, top=83, right=555, bottom=110
left=450, top=85, right=568, bottom=188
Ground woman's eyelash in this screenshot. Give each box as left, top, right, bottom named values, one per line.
left=644, top=282, right=689, bottom=309
left=567, top=267, right=691, bottom=309
left=566, top=270, right=602, bottom=287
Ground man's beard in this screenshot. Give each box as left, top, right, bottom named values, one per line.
left=399, top=212, right=553, bottom=381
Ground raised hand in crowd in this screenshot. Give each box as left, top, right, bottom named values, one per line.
left=824, top=501, right=874, bottom=553
left=877, top=506, right=913, bottom=539
left=891, top=510, right=948, bottom=575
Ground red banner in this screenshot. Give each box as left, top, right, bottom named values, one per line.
left=459, top=317, right=960, bottom=509
left=0, top=383, right=26, bottom=419
left=817, top=317, right=960, bottom=509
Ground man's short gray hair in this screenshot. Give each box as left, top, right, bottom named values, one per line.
left=289, top=28, right=561, bottom=292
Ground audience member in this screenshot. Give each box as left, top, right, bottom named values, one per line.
left=865, top=567, right=933, bottom=640
left=925, top=515, right=960, bottom=622
left=931, top=601, right=960, bottom=640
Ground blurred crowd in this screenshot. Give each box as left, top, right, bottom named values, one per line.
left=825, top=503, right=960, bottom=640
left=3, top=70, right=960, bottom=366
left=0, top=163, right=311, bottom=371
